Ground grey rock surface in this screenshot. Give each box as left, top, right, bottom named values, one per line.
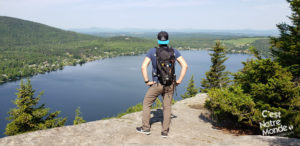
left=0, top=93, right=299, bottom=146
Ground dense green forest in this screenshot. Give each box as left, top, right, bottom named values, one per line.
left=0, top=16, right=270, bottom=84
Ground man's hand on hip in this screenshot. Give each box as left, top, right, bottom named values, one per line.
left=146, top=81, right=155, bottom=86
left=176, top=80, right=181, bottom=86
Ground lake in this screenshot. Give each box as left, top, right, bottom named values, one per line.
left=0, top=50, right=251, bottom=137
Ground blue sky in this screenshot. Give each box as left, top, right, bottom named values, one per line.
left=0, top=0, right=291, bottom=30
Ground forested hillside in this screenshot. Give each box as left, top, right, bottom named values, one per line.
left=0, top=16, right=97, bottom=46
left=0, top=16, right=155, bottom=83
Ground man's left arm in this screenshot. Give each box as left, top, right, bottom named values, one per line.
left=176, top=56, right=188, bottom=85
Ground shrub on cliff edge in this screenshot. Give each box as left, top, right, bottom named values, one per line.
left=206, top=58, right=300, bottom=137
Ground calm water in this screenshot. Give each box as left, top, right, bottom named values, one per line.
left=0, top=50, right=251, bottom=137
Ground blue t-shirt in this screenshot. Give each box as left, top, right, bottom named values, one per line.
left=146, top=47, right=181, bottom=82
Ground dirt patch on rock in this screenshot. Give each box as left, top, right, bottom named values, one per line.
left=188, top=104, right=204, bottom=109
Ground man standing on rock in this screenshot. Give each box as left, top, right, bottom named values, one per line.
left=137, top=31, right=188, bottom=138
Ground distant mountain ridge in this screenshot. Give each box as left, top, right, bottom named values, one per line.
left=69, top=27, right=278, bottom=37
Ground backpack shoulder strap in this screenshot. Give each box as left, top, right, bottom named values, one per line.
left=154, top=47, right=158, bottom=56
left=168, top=46, right=176, bottom=57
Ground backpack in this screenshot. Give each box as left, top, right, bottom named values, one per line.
left=155, top=46, right=176, bottom=86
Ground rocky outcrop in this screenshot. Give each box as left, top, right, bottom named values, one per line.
left=0, top=94, right=299, bottom=146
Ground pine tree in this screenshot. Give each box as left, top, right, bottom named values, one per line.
left=201, top=41, right=230, bottom=92
left=73, top=107, right=86, bottom=125
left=181, top=74, right=199, bottom=99
left=270, top=0, right=300, bottom=79
left=5, top=79, right=67, bottom=136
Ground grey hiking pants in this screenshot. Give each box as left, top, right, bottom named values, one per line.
left=142, top=83, right=174, bottom=133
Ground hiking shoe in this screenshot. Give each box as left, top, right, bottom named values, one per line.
left=136, top=127, right=151, bottom=135
left=161, top=132, right=168, bottom=138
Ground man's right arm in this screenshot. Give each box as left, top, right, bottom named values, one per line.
left=141, top=57, right=155, bottom=86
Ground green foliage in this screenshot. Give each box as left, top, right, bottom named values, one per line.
left=114, top=103, right=144, bottom=118
left=115, top=98, right=163, bottom=118
left=73, top=107, right=86, bottom=125
left=234, top=58, right=300, bottom=137
left=201, top=41, right=230, bottom=92
left=152, top=97, right=176, bottom=107
left=205, top=85, right=259, bottom=126
left=295, top=113, right=300, bottom=137
left=4, top=79, right=66, bottom=136
left=152, top=98, right=162, bottom=109
left=235, top=59, right=300, bottom=107
left=206, top=58, right=300, bottom=137
left=172, top=98, right=176, bottom=105
left=270, top=0, right=300, bottom=78
left=181, top=74, right=199, bottom=99
left=234, top=58, right=300, bottom=107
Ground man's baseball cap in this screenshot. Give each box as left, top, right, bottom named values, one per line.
left=157, top=31, right=169, bottom=45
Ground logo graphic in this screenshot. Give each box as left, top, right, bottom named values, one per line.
left=260, top=110, right=294, bottom=136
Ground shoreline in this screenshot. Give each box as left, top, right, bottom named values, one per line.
left=0, top=51, right=146, bottom=85
left=0, top=48, right=255, bottom=85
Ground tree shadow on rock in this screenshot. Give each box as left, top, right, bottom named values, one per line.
left=150, top=109, right=177, bottom=127
left=199, top=113, right=260, bottom=135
